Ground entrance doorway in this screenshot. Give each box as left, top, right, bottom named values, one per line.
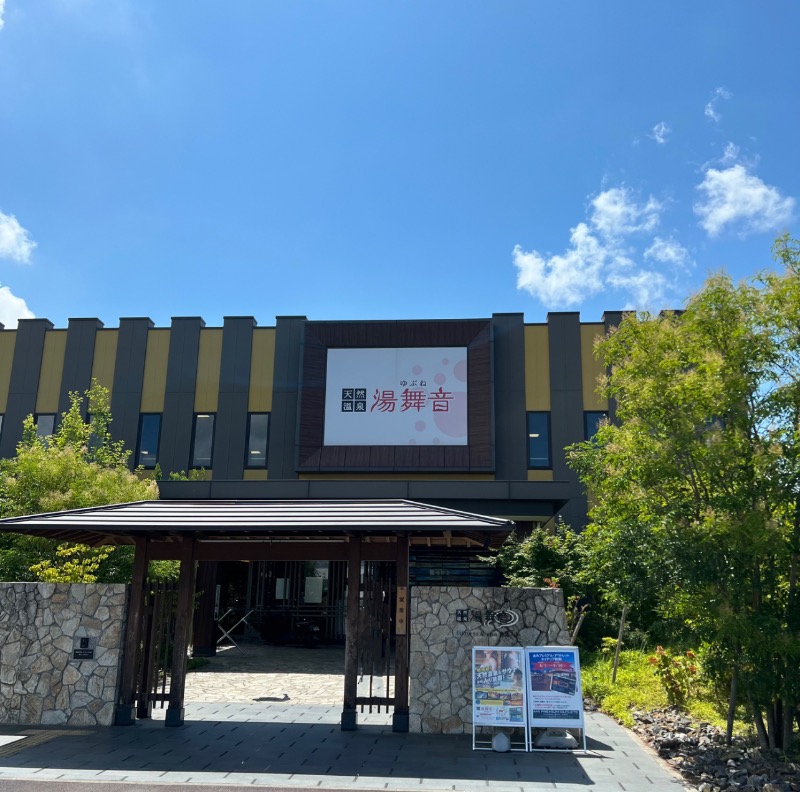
left=134, top=555, right=401, bottom=726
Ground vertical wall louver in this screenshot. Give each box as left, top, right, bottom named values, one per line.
left=58, top=319, right=104, bottom=417
left=213, top=317, right=256, bottom=479
left=158, top=318, right=204, bottom=476
left=492, top=313, right=525, bottom=480
left=547, top=312, right=587, bottom=528
left=0, top=319, right=54, bottom=458
left=267, top=316, right=306, bottom=479
left=602, top=311, right=624, bottom=426
left=111, top=318, right=154, bottom=468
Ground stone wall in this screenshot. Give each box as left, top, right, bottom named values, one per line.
left=409, top=585, right=570, bottom=734
left=0, top=583, right=127, bottom=726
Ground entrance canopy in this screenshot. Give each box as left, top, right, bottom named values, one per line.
left=0, top=499, right=515, bottom=730
left=0, top=499, right=515, bottom=558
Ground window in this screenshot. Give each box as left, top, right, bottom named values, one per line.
left=527, top=412, right=551, bottom=468
left=191, top=413, right=215, bottom=468
left=35, top=414, right=56, bottom=439
left=246, top=413, right=269, bottom=468
left=137, top=414, right=161, bottom=469
left=85, top=413, right=102, bottom=456
left=584, top=411, right=608, bottom=440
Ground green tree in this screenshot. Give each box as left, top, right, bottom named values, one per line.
left=568, top=236, right=800, bottom=751
left=0, top=382, right=160, bottom=582
left=491, top=521, right=582, bottom=592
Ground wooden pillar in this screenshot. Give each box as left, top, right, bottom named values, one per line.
left=115, top=537, right=148, bottom=726
left=192, top=560, right=219, bottom=657
left=393, top=533, right=410, bottom=732
left=341, top=534, right=361, bottom=731
left=165, top=538, right=197, bottom=727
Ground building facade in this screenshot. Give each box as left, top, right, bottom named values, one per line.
left=0, top=311, right=621, bottom=657
left=0, top=311, right=619, bottom=528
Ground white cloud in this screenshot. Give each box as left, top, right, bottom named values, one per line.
left=607, top=270, right=669, bottom=309
left=0, top=284, right=34, bottom=328
left=650, top=121, right=671, bottom=145
left=0, top=0, right=5, bottom=32
left=694, top=164, right=795, bottom=237
left=0, top=211, right=37, bottom=262
left=644, top=237, right=691, bottom=268
left=514, top=186, right=680, bottom=310
left=513, top=223, right=608, bottom=308
left=721, top=142, right=739, bottom=165
left=590, top=187, right=661, bottom=238
left=704, top=86, right=732, bottom=123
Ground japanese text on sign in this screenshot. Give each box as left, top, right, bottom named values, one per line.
left=324, top=347, right=468, bottom=447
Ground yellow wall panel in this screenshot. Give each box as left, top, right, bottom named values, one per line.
left=0, top=332, right=16, bottom=413
left=249, top=328, right=276, bottom=412
left=35, top=331, right=67, bottom=413
left=580, top=324, right=608, bottom=410
left=91, top=330, right=118, bottom=393
left=243, top=469, right=269, bottom=481
left=194, top=329, right=223, bottom=412
left=141, top=329, right=170, bottom=412
left=524, top=325, right=550, bottom=411
left=527, top=469, right=554, bottom=481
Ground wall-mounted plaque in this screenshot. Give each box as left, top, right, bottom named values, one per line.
left=72, top=636, right=95, bottom=661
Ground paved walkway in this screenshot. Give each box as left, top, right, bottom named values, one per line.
left=185, top=643, right=393, bottom=704
left=0, top=644, right=687, bottom=790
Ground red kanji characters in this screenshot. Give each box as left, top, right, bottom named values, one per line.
left=429, top=386, right=453, bottom=412
left=370, top=389, right=397, bottom=412
left=400, top=388, right=426, bottom=412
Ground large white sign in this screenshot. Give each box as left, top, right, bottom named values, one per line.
left=323, top=347, right=468, bottom=446
left=525, top=646, right=585, bottom=730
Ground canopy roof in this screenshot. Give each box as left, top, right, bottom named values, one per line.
left=0, top=499, right=515, bottom=549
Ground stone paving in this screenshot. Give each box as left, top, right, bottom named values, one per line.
left=185, top=642, right=393, bottom=704
left=0, top=641, right=687, bottom=790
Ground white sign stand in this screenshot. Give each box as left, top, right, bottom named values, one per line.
left=471, top=646, right=529, bottom=752
left=525, top=645, right=587, bottom=753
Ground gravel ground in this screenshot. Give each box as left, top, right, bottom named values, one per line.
left=612, top=704, right=800, bottom=792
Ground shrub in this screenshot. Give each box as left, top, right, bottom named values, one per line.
left=647, top=646, right=699, bottom=708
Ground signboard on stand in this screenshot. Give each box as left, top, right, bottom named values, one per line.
left=525, top=645, right=586, bottom=751
left=471, top=646, right=527, bottom=728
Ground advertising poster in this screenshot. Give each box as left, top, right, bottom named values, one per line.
left=472, top=647, right=527, bottom=727
left=525, top=646, right=584, bottom=729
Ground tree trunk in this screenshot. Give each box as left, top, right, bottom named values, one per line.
left=570, top=611, right=587, bottom=645
left=726, top=666, right=737, bottom=746
left=766, top=702, right=777, bottom=750
left=611, top=605, right=627, bottom=685
left=750, top=696, right=769, bottom=750
left=782, top=698, right=795, bottom=753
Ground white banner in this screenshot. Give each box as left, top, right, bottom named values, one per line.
left=324, top=347, right=468, bottom=446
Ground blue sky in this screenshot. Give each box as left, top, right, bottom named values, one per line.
left=0, top=1, right=797, bottom=328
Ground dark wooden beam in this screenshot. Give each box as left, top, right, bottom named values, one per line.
left=341, top=535, right=361, bottom=731
left=144, top=540, right=396, bottom=562
left=393, top=533, right=410, bottom=733
left=165, top=538, right=197, bottom=727
left=115, top=537, right=148, bottom=725
left=192, top=560, right=219, bottom=657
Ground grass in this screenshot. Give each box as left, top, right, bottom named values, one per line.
left=581, top=648, right=749, bottom=735
left=582, top=649, right=667, bottom=726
